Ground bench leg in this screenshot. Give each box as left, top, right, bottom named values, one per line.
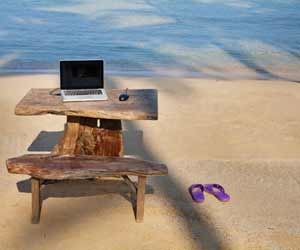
left=31, top=177, right=41, bottom=224
left=136, top=176, right=146, bottom=223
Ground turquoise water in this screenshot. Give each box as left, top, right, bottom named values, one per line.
left=0, top=0, right=300, bottom=80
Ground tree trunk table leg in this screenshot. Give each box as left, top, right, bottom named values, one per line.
left=31, top=177, right=41, bottom=224
left=53, top=116, right=123, bottom=156
left=136, top=176, right=146, bottom=223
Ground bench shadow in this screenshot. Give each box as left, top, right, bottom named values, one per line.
left=17, top=178, right=153, bottom=200
left=17, top=177, right=154, bottom=219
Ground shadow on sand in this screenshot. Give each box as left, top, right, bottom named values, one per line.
left=107, top=78, right=229, bottom=249
left=11, top=78, right=229, bottom=250
left=16, top=178, right=154, bottom=215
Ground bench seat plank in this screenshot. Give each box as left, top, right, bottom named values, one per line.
left=6, top=154, right=168, bottom=180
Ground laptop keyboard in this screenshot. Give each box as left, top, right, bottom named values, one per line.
left=64, top=89, right=103, bottom=96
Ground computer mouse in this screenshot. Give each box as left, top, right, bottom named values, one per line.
left=119, top=93, right=129, bottom=101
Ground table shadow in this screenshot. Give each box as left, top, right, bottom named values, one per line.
left=27, top=129, right=144, bottom=156
left=27, top=131, right=63, bottom=152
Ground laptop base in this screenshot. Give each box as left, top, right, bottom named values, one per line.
left=61, top=88, right=108, bottom=102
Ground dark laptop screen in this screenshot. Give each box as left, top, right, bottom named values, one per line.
left=60, top=60, right=104, bottom=89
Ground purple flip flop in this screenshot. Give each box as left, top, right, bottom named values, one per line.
left=203, top=184, right=230, bottom=202
left=189, top=184, right=205, bottom=202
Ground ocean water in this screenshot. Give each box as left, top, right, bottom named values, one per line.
left=0, top=0, right=300, bottom=80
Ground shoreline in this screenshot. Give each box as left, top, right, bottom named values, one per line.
left=0, top=70, right=299, bottom=82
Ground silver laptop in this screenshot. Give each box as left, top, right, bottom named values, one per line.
left=60, top=60, right=108, bottom=102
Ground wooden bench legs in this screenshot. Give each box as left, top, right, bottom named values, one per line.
left=29, top=176, right=147, bottom=224
left=122, top=175, right=147, bottom=222
left=136, top=176, right=146, bottom=223
left=31, top=177, right=41, bottom=224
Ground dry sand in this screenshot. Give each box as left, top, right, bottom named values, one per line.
left=1, top=74, right=300, bottom=249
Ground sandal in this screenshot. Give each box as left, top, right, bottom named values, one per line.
left=203, top=184, right=230, bottom=202
left=189, top=184, right=205, bottom=202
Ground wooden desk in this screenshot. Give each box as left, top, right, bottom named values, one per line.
left=15, top=88, right=158, bottom=156
left=9, top=88, right=164, bottom=223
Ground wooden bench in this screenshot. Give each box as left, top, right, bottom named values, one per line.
left=6, top=154, right=168, bottom=224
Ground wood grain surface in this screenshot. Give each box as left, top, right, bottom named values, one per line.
left=15, top=88, right=158, bottom=120
left=6, top=154, right=168, bottom=180
left=52, top=116, right=123, bottom=156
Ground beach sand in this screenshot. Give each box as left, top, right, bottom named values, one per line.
left=1, top=74, right=300, bottom=249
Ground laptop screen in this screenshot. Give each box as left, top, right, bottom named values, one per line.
left=60, top=60, right=104, bottom=89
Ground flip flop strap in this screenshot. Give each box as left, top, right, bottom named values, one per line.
left=190, top=184, right=204, bottom=192
left=212, top=184, right=225, bottom=193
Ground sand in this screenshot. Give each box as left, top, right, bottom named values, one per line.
left=1, top=74, right=300, bottom=249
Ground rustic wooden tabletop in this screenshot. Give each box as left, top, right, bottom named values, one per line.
left=15, top=88, right=158, bottom=120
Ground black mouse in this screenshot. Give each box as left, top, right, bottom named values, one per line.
left=119, top=88, right=129, bottom=101
left=119, top=93, right=129, bottom=101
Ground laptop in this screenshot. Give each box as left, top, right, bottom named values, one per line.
left=60, top=60, right=108, bottom=102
